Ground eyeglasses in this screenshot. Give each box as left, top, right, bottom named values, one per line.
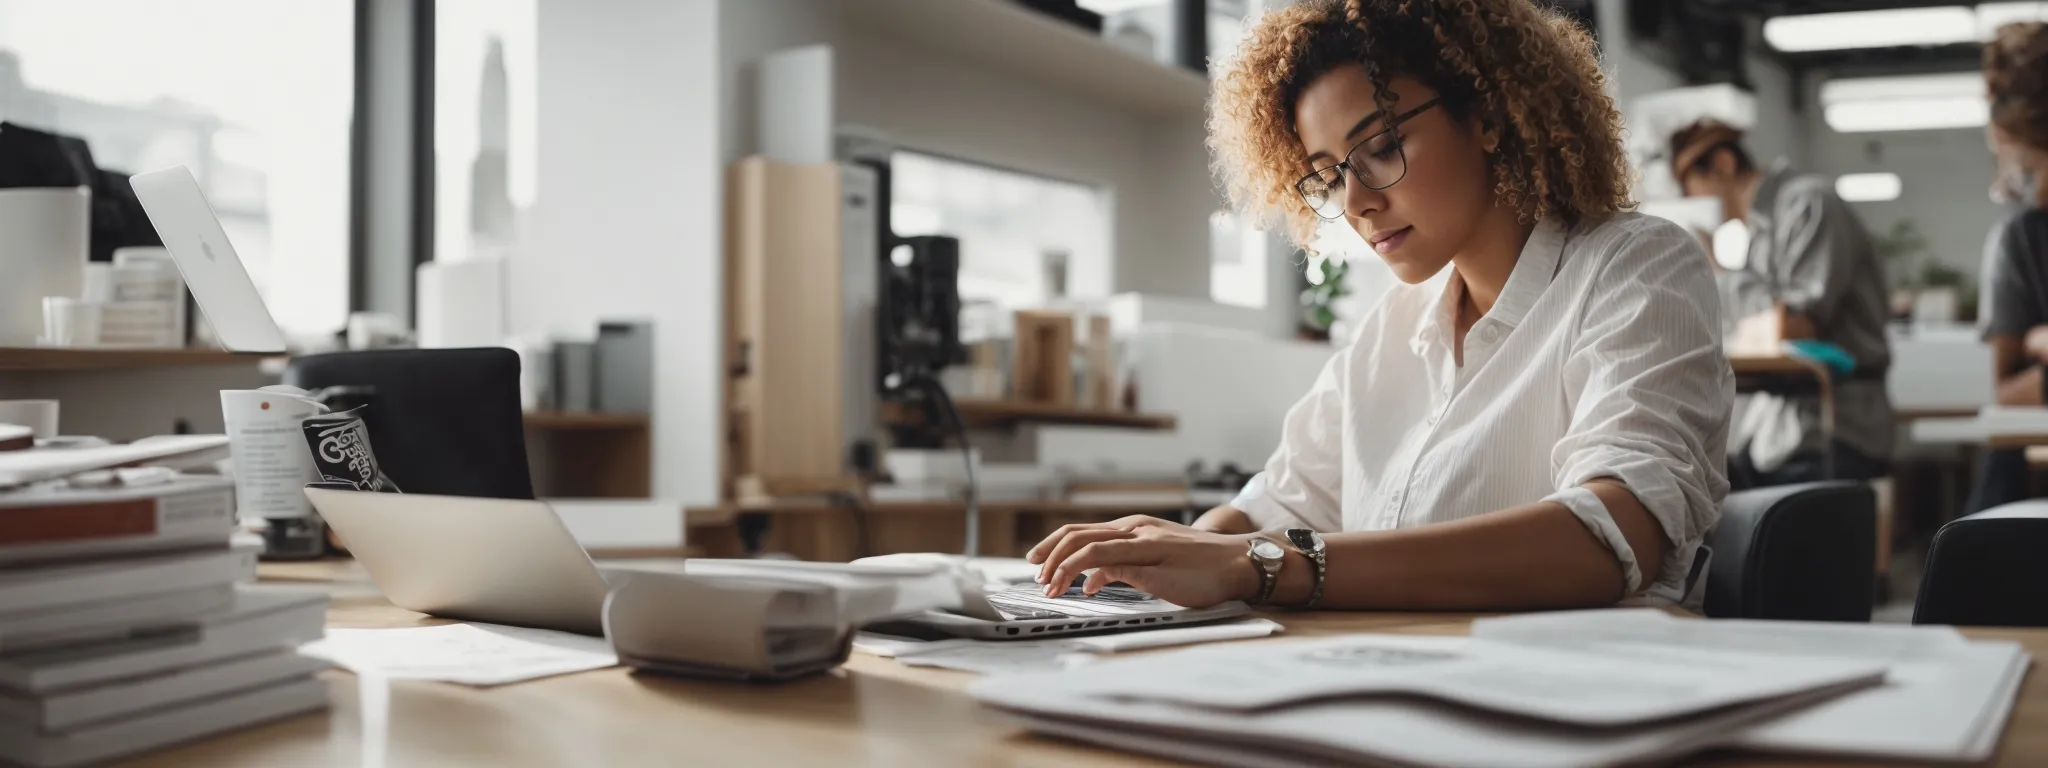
left=1295, top=98, right=1442, bottom=219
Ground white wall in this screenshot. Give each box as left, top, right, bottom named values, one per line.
left=719, top=0, right=1219, bottom=300
left=522, top=0, right=721, bottom=502
left=1800, top=70, right=2005, bottom=278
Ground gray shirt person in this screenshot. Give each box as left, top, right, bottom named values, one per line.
left=1980, top=208, right=2048, bottom=341
left=1721, top=160, right=1895, bottom=471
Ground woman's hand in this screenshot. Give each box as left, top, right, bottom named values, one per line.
left=1023, top=515, right=1260, bottom=608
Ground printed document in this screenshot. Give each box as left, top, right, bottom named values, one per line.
left=300, top=623, right=616, bottom=686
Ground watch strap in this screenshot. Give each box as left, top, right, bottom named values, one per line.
left=1286, top=529, right=1328, bottom=610
left=1248, top=541, right=1280, bottom=604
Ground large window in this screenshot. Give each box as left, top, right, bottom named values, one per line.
left=1209, top=210, right=1267, bottom=308
left=0, top=0, right=355, bottom=337
left=890, top=151, right=1112, bottom=310
left=435, top=0, right=537, bottom=265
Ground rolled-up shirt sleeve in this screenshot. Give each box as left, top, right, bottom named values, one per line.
left=1230, top=347, right=1347, bottom=533
left=1545, top=224, right=1733, bottom=600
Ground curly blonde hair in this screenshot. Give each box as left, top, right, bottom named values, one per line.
left=1208, top=0, right=1634, bottom=249
left=1985, top=22, right=2048, bottom=204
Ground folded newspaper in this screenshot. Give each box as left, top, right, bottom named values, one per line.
left=971, top=631, right=1890, bottom=768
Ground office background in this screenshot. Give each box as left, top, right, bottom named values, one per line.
left=0, top=0, right=2033, bottom=552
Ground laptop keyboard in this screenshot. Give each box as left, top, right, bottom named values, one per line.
left=984, top=585, right=1185, bottom=620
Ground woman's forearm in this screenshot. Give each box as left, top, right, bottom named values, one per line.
left=1191, top=505, right=1257, bottom=534
left=1269, top=482, right=1671, bottom=610
left=1997, top=367, right=2044, bottom=406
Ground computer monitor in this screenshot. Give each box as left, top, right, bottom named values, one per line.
left=129, top=165, right=288, bottom=354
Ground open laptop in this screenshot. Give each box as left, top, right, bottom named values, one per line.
left=304, top=487, right=1248, bottom=638
left=129, top=165, right=289, bottom=354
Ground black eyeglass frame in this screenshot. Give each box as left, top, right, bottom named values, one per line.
left=1295, top=97, right=1443, bottom=219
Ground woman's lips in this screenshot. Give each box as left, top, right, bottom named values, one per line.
left=1371, top=226, right=1413, bottom=255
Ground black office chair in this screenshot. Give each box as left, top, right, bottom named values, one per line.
left=284, top=347, right=534, bottom=500
left=1913, top=502, right=2048, bottom=627
left=1704, top=481, right=1875, bottom=621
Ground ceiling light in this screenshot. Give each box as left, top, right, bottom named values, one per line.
left=1979, top=2, right=2048, bottom=38
left=1826, top=98, right=1990, bottom=132
left=1820, top=72, right=1985, bottom=104
left=1820, top=73, right=1989, bottom=132
left=1836, top=173, right=1904, bottom=202
left=1764, top=6, right=1977, bottom=52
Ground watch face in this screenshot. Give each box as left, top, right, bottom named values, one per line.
left=1250, top=538, right=1286, bottom=561
left=1288, top=529, right=1326, bottom=554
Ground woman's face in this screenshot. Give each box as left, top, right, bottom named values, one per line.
left=1294, top=66, right=1496, bottom=284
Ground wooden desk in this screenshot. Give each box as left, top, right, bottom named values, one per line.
left=115, top=561, right=2048, bottom=767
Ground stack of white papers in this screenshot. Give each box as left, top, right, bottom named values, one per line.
left=1473, top=609, right=2031, bottom=763
left=972, top=633, right=1888, bottom=768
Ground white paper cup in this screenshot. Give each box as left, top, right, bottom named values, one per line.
left=40, top=297, right=101, bottom=347
left=221, top=386, right=330, bottom=521
left=0, top=400, right=59, bottom=440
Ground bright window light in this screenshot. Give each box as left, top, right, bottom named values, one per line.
left=1820, top=73, right=1989, bottom=133
left=1836, top=173, right=1904, bottom=202
left=1763, top=6, right=1977, bottom=52
left=1979, top=2, right=2048, bottom=38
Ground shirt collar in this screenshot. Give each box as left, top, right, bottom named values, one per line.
left=1486, top=217, right=1568, bottom=330
left=1407, top=217, right=1567, bottom=355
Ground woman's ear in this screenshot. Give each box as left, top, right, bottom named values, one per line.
left=1477, top=118, right=1501, bottom=153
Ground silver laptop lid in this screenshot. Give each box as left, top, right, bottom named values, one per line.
left=130, top=165, right=288, bottom=354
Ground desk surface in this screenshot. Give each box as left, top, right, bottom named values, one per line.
left=121, top=560, right=2048, bottom=767
left=1911, top=416, right=2048, bottom=449
left=1727, top=353, right=1827, bottom=377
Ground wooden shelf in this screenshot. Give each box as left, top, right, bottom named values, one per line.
left=522, top=411, right=650, bottom=431
left=839, top=0, right=1209, bottom=117
left=882, top=398, right=1176, bottom=431
left=0, top=347, right=274, bottom=371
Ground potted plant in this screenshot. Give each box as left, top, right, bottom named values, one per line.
left=1297, top=255, right=1350, bottom=342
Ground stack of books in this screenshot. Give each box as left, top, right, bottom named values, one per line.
left=0, top=474, right=330, bottom=768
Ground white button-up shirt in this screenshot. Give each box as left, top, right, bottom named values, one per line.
left=1233, top=213, right=1733, bottom=604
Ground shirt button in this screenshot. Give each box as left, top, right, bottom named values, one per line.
left=1480, top=326, right=1500, bottom=343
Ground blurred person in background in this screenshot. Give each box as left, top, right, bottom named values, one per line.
left=1667, top=121, right=1893, bottom=489
left=1968, top=21, right=2048, bottom=514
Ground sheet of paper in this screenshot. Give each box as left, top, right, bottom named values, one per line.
left=300, top=623, right=616, bottom=686
left=853, top=618, right=1285, bottom=674
left=972, top=637, right=1880, bottom=768
left=1021, top=634, right=1884, bottom=727
left=0, top=435, right=231, bottom=489
left=897, top=642, right=1097, bottom=675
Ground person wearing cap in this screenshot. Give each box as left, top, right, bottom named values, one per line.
left=1668, top=120, right=1893, bottom=489
left=1967, top=21, right=2048, bottom=514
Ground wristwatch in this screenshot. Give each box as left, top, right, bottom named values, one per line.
left=1245, top=536, right=1286, bottom=605
left=1284, top=528, right=1328, bottom=609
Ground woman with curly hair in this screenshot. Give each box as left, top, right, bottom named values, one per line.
left=1026, top=0, right=1732, bottom=611
left=1968, top=21, right=2048, bottom=513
